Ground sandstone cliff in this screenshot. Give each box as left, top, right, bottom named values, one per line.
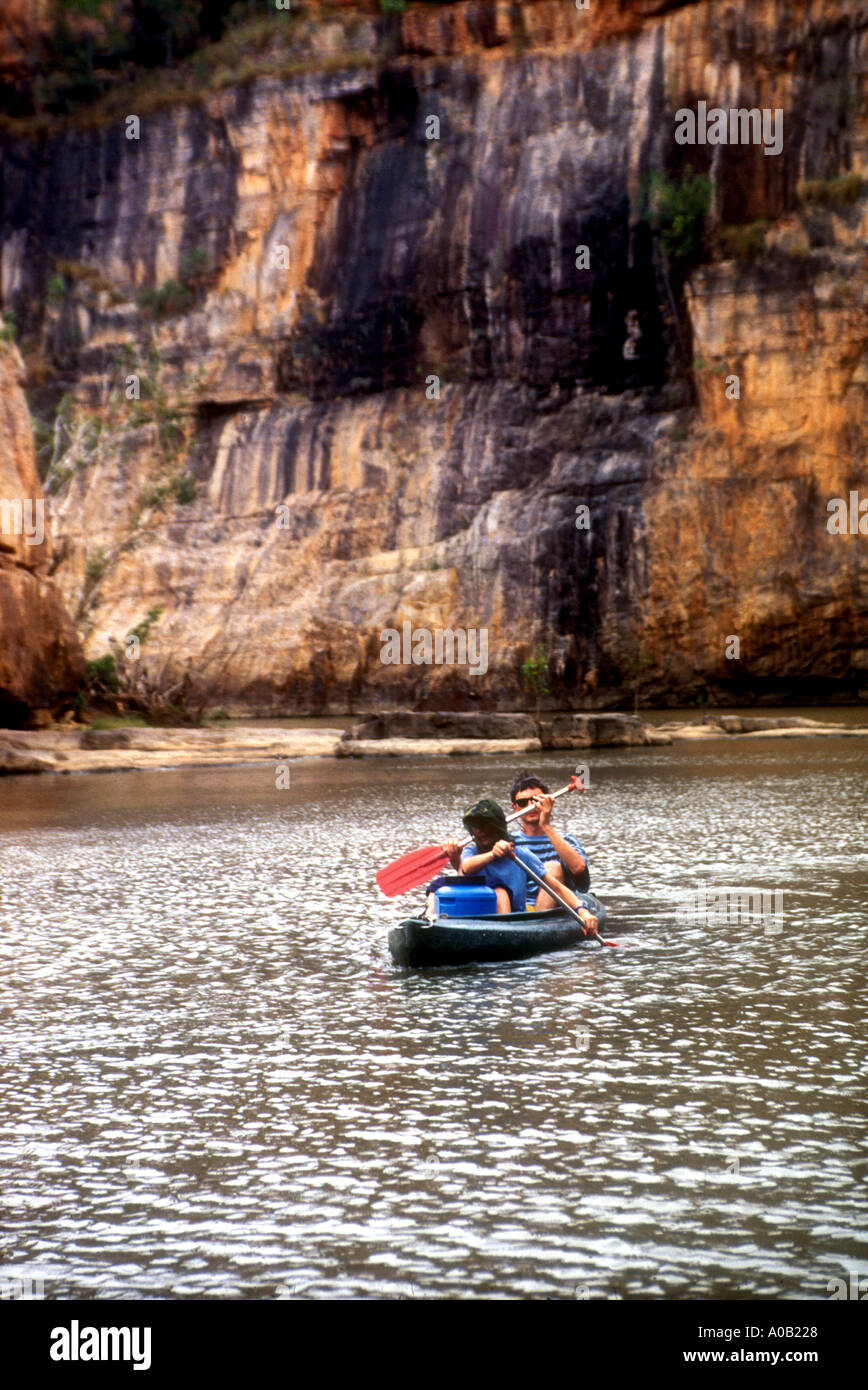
left=0, top=344, right=85, bottom=724
left=0, top=0, right=865, bottom=716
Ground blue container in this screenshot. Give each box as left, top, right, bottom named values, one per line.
left=434, top=883, right=498, bottom=918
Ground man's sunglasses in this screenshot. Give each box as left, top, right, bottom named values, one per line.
left=514, top=795, right=541, bottom=807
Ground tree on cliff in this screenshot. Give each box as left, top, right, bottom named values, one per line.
left=0, top=0, right=270, bottom=116
left=130, top=0, right=201, bottom=67
left=522, top=645, right=550, bottom=730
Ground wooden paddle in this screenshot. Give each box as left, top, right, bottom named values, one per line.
left=511, top=850, right=626, bottom=950
left=376, top=775, right=583, bottom=897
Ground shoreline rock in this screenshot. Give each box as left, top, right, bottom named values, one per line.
left=0, top=726, right=345, bottom=775
left=337, top=737, right=542, bottom=758
left=1, top=712, right=867, bottom=776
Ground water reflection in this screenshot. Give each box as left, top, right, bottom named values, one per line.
left=1, top=741, right=866, bottom=1298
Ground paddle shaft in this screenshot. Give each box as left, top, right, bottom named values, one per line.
left=508, top=852, right=619, bottom=948
left=513, top=855, right=590, bottom=929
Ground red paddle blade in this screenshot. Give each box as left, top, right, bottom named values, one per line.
left=376, top=843, right=449, bottom=897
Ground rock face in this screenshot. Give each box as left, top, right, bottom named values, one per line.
left=345, top=709, right=655, bottom=745
left=348, top=711, right=538, bottom=739
left=0, top=344, right=85, bottom=724
left=0, top=0, right=866, bottom=715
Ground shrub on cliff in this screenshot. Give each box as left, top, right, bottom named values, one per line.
left=137, top=279, right=193, bottom=319
left=798, top=175, right=864, bottom=208
left=0, top=1, right=281, bottom=120
left=85, top=653, right=120, bottom=696
left=521, top=644, right=550, bottom=727
left=136, top=471, right=197, bottom=513
left=719, top=221, right=767, bottom=261
left=645, top=167, right=713, bottom=273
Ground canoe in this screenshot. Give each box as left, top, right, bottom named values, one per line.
left=388, top=895, right=608, bottom=967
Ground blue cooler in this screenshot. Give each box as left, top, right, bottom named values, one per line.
left=434, top=883, right=498, bottom=917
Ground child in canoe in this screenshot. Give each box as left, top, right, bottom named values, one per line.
left=433, top=797, right=598, bottom=935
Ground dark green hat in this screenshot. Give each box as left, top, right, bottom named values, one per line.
left=462, top=797, right=508, bottom=839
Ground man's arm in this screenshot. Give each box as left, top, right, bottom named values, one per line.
left=536, top=796, right=586, bottom=875
left=541, top=871, right=579, bottom=909
left=541, top=870, right=597, bottom=935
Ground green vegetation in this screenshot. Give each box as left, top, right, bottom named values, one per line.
left=35, top=334, right=200, bottom=629
left=124, top=338, right=196, bottom=474
left=1, top=311, right=18, bottom=342
left=798, top=175, right=864, bottom=207
left=693, top=355, right=729, bottom=377
left=645, top=166, right=713, bottom=271
left=84, top=547, right=109, bottom=591
left=85, top=652, right=119, bottom=694
left=0, top=5, right=390, bottom=132
left=137, top=471, right=198, bottom=513
left=137, top=279, right=193, bottom=318
left=0, top=2, right=487, bottom=134
left=37, top=393, right=103, bottom=491
left=521, top=644, right=550, bottom=725
left=137, top=248, right=213, bottom=318
left=127, top=606, right=164, bottom=647
left=170, top=471, right=197, bottom=504
left=719, top=220, right=767, bottom=261
left=4, top=3, right=279, bottom=121
left=46, top=275, right=67, bottom=306
left=53, top=259, right=124, bottom=304
left=90, top=714, right=150, bottom=729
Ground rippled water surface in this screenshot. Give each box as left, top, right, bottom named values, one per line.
left=1, top=740, right=866, bottom=1299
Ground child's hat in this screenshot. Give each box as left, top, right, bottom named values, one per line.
left=462, top=798, right=508, bottom=838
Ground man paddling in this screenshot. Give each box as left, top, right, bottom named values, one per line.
left=439, top=798, right=597, bottom=933
left=508, top=771, right=590, bottom=909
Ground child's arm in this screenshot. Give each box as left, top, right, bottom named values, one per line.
left=459, top=849, right=495, bottom=875
left=461, top=839, right=510, bottom=875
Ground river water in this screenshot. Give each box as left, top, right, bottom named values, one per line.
left=1, top=738, right=866, bottom=1299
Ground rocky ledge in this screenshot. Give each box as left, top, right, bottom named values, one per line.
left=0, top=725, right=345, bottom=775
left=337, top=710, right=868, bottom=755
left=2, top=712, right=867, bottom=775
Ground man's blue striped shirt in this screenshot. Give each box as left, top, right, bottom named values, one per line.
left=510, top=829, right=589, bottom=900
